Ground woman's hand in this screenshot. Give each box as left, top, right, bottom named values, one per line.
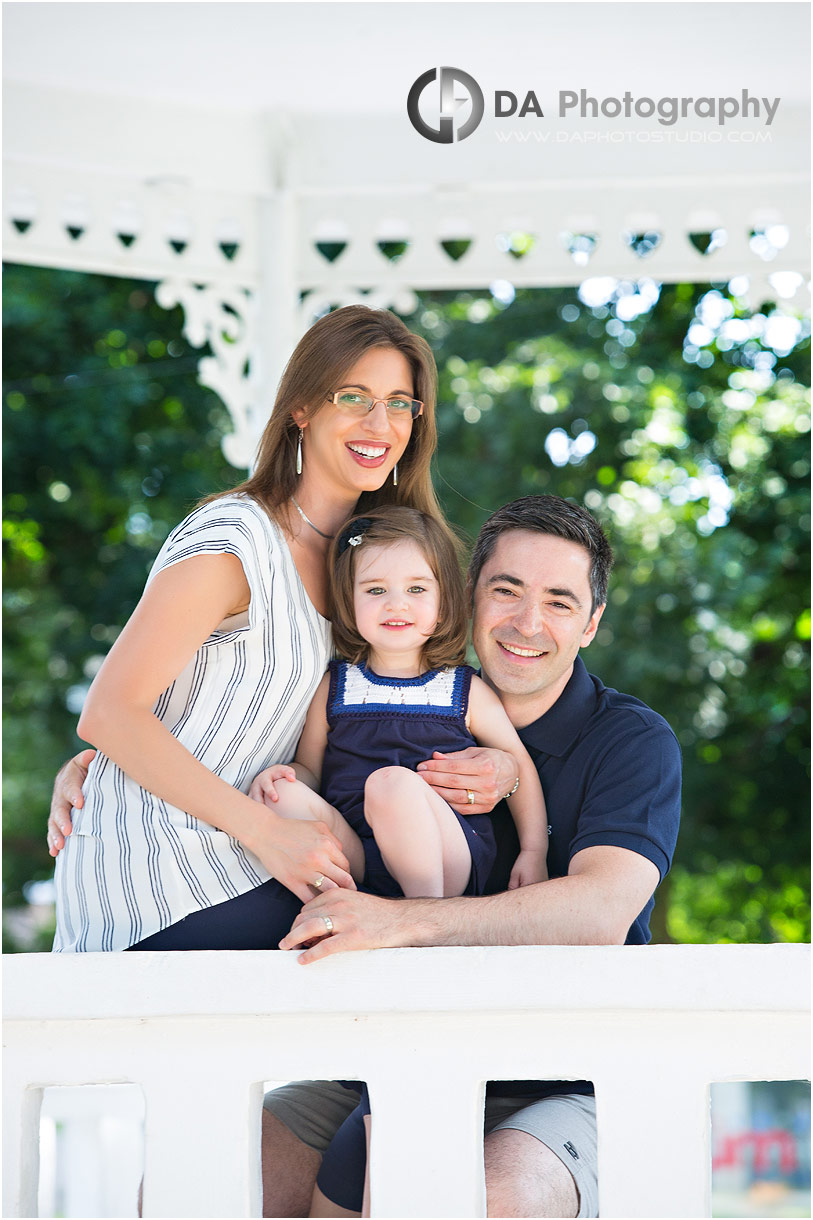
left=249, top=765, right=298, bottom=805
left=47, top=749, right=96, bottom=857
left=416, top=747, right=517, bottom=815
left=245, top=810, right=357, bottom=905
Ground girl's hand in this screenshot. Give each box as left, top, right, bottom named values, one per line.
left=416, top=747, right=517, bottom=815
left=508, top=849, right=548, bottom=890
left=249, top=765, right=298, bottom=805
left=47, top=749, right=96, bottom=857
left=247, top=811, right=357, bottom=905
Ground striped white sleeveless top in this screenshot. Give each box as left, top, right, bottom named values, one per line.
left=53, top=495, right=332, bottom=952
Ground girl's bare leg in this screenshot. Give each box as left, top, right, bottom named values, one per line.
left=363, top=767, right=472, bottom=897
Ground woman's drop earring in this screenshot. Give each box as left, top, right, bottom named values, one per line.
left=296, top=429, right=303, bottom=476
left=392, top=463, right=398, bottom=487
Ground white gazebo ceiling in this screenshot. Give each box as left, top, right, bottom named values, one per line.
left=3, top=1, right=810, bottom=189
left=4, top=1, right=810, bottom=114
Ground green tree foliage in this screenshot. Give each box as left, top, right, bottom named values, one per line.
left=2, top=265, right=810, bottom=947
left=412, top=280, right=810, bottom=943
left=3, top=266, right=234, bottom=937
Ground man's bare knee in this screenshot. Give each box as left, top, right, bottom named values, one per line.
left=262, top=1109, right=322, bottom=1218
left=309, top=1183, right=360, bottom=1217
left=485, top=1128, right=579, bottom=1218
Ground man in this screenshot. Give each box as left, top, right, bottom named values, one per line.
left=49, top=496, right=680, bottom=1217
left=262, top=495, right=682, bottom=1218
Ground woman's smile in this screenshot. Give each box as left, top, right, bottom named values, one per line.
left=345, top=441, right=391, bottom=467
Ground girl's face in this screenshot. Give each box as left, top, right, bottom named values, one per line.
left=295, top=347, right=416, bottom=503
left=353, top=539, right=441, bottom=665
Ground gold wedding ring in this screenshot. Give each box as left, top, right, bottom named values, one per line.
left=313, top=875, right=325, bottom=889
left=466, top=790, right=475, bottom=805
left=322, top=914, right=334, bottom=934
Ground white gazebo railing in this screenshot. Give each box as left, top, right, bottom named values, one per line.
left=3, top=943, right=810, bottom=1218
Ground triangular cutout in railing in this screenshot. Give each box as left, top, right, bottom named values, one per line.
left=440, top=239, right=473, bottom=262
left=624, top=231, right=661, bottom=258
left=377, top=240, right=410, bottom=263
left=315, top=241, right=348, bottom=263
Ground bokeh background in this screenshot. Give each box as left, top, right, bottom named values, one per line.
left=3, top=266, right=810, bottom=949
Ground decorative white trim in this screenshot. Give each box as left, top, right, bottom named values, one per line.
left=6, top=163, right=808, bottom=301
left=299, top=284, right=420, bottom=329
left=155, top=279, right=259, bottom=470
left=4, top=162, right=259, bottom=287
left=294, top=179, right=810, bottom=299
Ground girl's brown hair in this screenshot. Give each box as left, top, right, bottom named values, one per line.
left=328, top=506, right=469, bottom=670
left=213, top=305, right=442, bottom=523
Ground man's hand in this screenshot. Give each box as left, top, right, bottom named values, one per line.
left=47, top=749, right=96, bottom=857
left=416, top=747, right=517, bottom=815
left=279, top=890, right=413, bottom=963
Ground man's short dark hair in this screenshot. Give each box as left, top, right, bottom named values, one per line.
left=469, top=495, right=614, bottom=614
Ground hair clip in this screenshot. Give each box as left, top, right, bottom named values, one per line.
left=337, top=517, right=374, bottom=556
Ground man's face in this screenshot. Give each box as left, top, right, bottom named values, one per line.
left=471, top=529, right=605, bottom=726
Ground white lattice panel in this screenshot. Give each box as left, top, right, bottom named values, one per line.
left=295, top=178, right=810, bottom=295
left=6, top=164, right=809, bottom=299
left=3, top=162, right=259, bottom=288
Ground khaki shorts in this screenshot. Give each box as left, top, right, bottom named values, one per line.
left=264, top=1080, right=598, bottom=1217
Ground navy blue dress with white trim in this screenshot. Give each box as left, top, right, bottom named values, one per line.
left=321, top=660, right=497, bottom=896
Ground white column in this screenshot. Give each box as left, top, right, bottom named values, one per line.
left=2, top=1076, right=43, bottom=1218
left=60, top=1114, right=108, bottom=1217
left=252, top=174, right=299, bottom=464
left=141, top=1070, right=261, bottom=1218
left=596, top=1067, right=710, bottom=1218
left=367, top=1069, right=486, bottom=1218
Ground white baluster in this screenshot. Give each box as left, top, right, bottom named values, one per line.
left=2, top=1076, right=43, bottom=1218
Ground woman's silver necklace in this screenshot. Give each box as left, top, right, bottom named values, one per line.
left=290, top=497, right=335, bottom=541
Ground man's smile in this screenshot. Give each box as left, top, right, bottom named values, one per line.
left=498, top=641, right=549, bottom=659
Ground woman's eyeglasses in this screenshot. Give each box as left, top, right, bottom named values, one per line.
left=326, top=391, right=424, bottom=419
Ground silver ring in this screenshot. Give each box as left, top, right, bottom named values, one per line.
left=313, top=874, right=325, bottom=889
left=466, top=789, right=475, bottom=806
left=322, top=914, right=334, bottom=935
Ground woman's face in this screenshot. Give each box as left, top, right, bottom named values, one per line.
left=295, top=347, right=417, bottom=501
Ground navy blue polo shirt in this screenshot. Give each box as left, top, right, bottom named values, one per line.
left=483, top=656, right=681, bottom=1103
left=484, top=655, right=682, bottom=945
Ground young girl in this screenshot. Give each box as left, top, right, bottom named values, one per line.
left=259, top=504, right=549, bottom=1218
left=259, top=504, right=549, bottom=902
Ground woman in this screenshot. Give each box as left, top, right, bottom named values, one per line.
left=50, top=305, right=515, bottom=953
